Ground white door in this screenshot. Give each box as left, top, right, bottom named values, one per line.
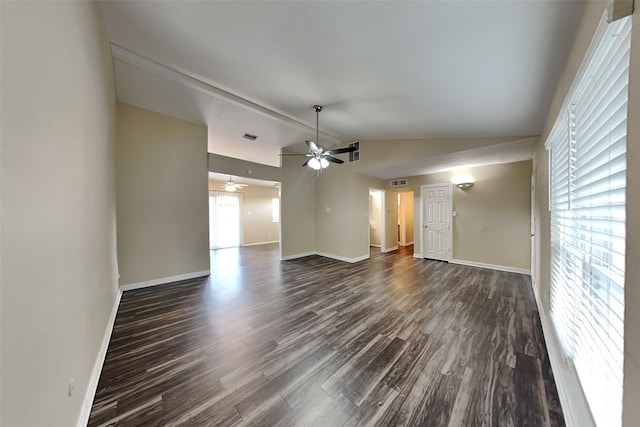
left=421, top=185, right=451, bottom=261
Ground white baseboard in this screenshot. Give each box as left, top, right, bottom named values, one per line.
left=413, top=253, right=422, bottom=259
left=370, top=244, right=381, bottom=248
left=532, top=287, right=594, bottom=427
left=449, top=259, right=531, bottom=275
left=406, top=241, right=414, bottom=245
left=382, top=246, right=398, bottom=253
left=281, top=251, right=369, bottom=263
left=119, top=270, right=210, bottom=291
left=242, top=240, right=279, bottom=247
left=281, top=251, right=316, bottom=261
left=77, top=288, right=122, bottom=427
left=316, top=251, right=369, bottom=263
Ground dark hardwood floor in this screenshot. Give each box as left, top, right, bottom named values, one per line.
left=88, top=244, right=563, bottom=426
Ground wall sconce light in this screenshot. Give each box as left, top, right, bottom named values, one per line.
left=456, top=182, right=474, bottom=190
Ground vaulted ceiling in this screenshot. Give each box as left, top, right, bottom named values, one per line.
left=98, top=1, right=585, bottom=173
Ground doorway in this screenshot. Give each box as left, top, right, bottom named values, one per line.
left=369, top=189, right=385, bottom=251
left=531, top=171, right=536, bottom=291
left=420, top=184, right=452, bottom=261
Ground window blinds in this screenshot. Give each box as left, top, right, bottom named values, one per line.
left=547, top=15, right=630, bottom=427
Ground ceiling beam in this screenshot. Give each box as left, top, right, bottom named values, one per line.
left=110, top=43, right=341, bottom=145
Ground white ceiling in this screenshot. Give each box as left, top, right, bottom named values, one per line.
left=98, top=0, right=585, bottom=175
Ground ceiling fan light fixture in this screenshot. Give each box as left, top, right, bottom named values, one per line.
left=284, top=104, right=354, bottom=170
left=224, top=184, right=237, bottom=192
left=308, top=157, right=321, bottom=170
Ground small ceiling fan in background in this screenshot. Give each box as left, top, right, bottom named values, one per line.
left=222, top=176, right=247, bottom=192
left=281, top=105, right=357, bottom=170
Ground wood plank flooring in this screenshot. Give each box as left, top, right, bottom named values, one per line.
left=88, top=244, right=564, bottom=426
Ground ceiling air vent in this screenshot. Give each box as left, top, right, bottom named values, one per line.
left=349, top=141, right=360, bottom=162
left=390, top=178, right=408, bottom=188
left=243, top=133, right=258, bottom=141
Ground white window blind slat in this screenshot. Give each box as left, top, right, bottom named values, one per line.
left=578, top=93, right=628, bottom=152
left=578, top=93, right=628, bottom=154
left=575, top=135, right=626, bottom=172
left=546, top=14, right=630, bottom=427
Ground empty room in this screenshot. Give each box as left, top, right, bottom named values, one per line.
left=2, top=1, right=639, bottom=427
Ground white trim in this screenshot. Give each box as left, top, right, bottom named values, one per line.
left=382, top=245, right=398, bottom=253
left=316, top=251, right=369, bottom=264
left=449, top=259, right=531, bottom=275
left=119, top=270, right=210, bottom=291
left=369, top=244, right=381, bottom=248
left=281, top=251, right=316, bottom=261
left=110, top=44, right=340, bottom=145
left=532, top=286, right=595, bottom=427
left=242, top=240, right=279, bottom=247
left=413, top=253, right=422, bottom=259
left=281, top=251, right=370, bottom=263
left=406, top=240, right=414, bottom=246
left=77, top=289, right=122, bottom=427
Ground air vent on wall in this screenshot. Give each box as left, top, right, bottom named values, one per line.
left=390, top=178, right=408, bottom=188
left=243, top=133, right=258, bottom=141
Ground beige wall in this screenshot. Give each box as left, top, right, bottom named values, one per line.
left=534, top=1, right=640, bottom=425
left=369, top=191, right=382, bottom=246
left=116, top=103, right=209, bottom=285
left=209, top=153, right=281, bottom=182
left=208, top=179, right=280, bottom=245
left=384, top=189, right=399, bottom=252
left=315, top=163, right=384, bottom=260
left=354, top=136, right=533, bottom=174
left=242, top=185, right=280, bottom=245
left=1, top=2, right=118, bottom=426
left=280, top=152, right=317, bottom=258
left=406, top=161, right=532, bottom=270
left=399, top=191, right=415, bottom=246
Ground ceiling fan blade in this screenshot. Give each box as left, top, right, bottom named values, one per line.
left=324, top=155, right=344, bottom=164
left=279, top=153, right=311, bottom=156
left=327, top=146, right=357, bottom=155
left=302, top=158, right=311, bottom=167
left=306, top=140, right=320, bottom=154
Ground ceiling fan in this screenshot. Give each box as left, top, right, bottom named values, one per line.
left=222, top=176, right=247, bottom=192
left=281, top=105, right=357, bottom=170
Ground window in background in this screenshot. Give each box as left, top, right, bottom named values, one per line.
left=209, top=190, right=241, bottom=249
left=272, top=197, right=280, bottom=223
